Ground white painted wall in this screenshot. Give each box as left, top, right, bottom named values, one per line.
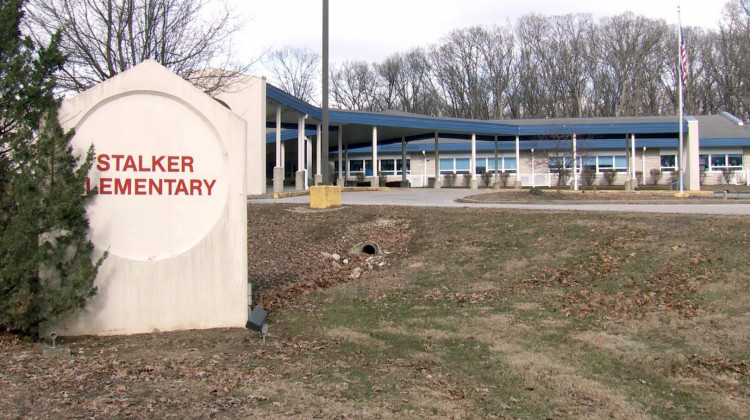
left=217, top=76, right=267, bottom=195
left=57, top=60, right=248, bottom=335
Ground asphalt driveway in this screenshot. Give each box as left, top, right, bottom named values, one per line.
left=249, top=189, right=750, bottom=215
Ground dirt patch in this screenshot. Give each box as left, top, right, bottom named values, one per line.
left=248, top=204, right=414, bottom=310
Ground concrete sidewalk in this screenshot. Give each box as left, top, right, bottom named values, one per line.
left=248, top=188, right=750, bottom=215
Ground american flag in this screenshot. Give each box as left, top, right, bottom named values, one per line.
left=680, top=29, right=688, bottom=85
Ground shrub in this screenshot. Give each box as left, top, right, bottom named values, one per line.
left=601, top=169, right=617, bottom=186
left=499, top=171, right=511, bottom=187
left=581, top=169, right=597, bottom=187
left=649, top=168, right=663, bottom=185
left=635, top=171, right=643, bottom=185
left=555, top=168, right=571, bottom=187
left=462, top=173, right=472, bottom=187
left=721, top=167, right=735, bottom=184
left=444, top=172, right=457, bottom=187
left=480, top=171, right=493, bottom=187
left=529, top=187, right=544, bottom=196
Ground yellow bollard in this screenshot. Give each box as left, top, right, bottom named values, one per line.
left=310, top=185, right=342, bottom=209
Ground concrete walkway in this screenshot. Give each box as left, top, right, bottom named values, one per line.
left=248, top=189, right=750, bottom=215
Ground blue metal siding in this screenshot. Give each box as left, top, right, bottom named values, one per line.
left=339, top=138, right=686, bottom=155
left=700, top=138, right=750, bottom=147
left=265, top=129, right=318, bottom=143
left=267, top=84, right=687, bottom=136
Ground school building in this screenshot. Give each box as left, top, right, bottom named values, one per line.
left=224, top=78, right=750, bottom=196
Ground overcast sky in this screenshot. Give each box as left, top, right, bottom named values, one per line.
left=233, top=0, right=731, bottom=69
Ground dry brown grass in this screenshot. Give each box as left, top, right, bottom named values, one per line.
left=2, top=204, right=749, bottom=419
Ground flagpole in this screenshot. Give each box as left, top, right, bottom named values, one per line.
left=678, top=6, right=685, bottom=194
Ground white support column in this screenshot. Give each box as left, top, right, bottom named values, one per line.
left=515, top=135, right=521, bottom=189
left=572, top=133, right=578, bottom=191
left=295, top=114, right=306, bottom=190
left=371, top=126, right=379, bottom=187
left=686, top=119, right=700, bottom=190
left=275, top=107, right=282, bottom=167
left=337, top=126, right=344, bottom=186
left=401, top=136, right=408, bottom=187
left=630, top=134, right=637, bottom=189
left=642, top=147, right=647, bottom=185
left=306, top=137, right=312, bottom=189
left=273, top=106, right=283, bottom=194
left=315, top=124, right=322, bottom=185
left=470, top=133, right=478, bottom=189
left=434, top=132, right=441, bottom=189
left=631, top=134, right=636, bottom=180
left=493, top=135, right=499, bottom=188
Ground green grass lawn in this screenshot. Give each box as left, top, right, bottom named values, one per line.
left=254, top=206, right=750, bottom=419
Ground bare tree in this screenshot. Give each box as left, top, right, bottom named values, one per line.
left=330, top=61, right=380, bottom=111
left=595, top=13, right=669, bottom=117
left=511, top=15, right=552, bottom=118
left=265, top=46, right=320, bottom=104
left=478, top=25, right=515, bottom=119
left=240, top=3, right=750, bottom=122
left=374, top=48, right=439, bottom=115
left=712, top=0, right=750, bottom=121
left=431, top=26, right=493, bottom=119
left=661, top=26, right=720, bottom=116
left=513, top=14, right=595, bottom=118
left=25, top=0, right=249, bottom=94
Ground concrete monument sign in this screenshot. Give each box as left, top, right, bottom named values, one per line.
left=57, top=60, right=248, bottom=335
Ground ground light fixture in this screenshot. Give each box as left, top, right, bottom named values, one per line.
left=247, top=305, right=269, bottom=341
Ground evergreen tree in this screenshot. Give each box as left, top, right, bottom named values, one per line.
left=1, top=0, right=102, bottom=334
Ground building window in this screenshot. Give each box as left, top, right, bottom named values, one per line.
left=660, top=155, right=676, bottom=172
left=349, top=159, right=373, bottom=176
left=480, top=157, right=517, bottom=174
left=377, top=158, right=410, bottom=176
left=729, top=154, right=743, bottom=167
left=475, top=158, right=487, bottom=174
left=600, top=156, right=627, bottom=172
left=700, top=153, right=743, bottom=171
left=350, top=159, right=364, bottom=173
left=439, top=158, right=454, bottom=174
left=711, top=155, right=727, bottom=168
left=548, top=156, right=576, bottom=173
left=575, top=155, right=627, bottom=173
left=582, top=156, right=597, bottom=171
left=443, top=156, right=517, bottom=175
left=455, top=158, right=470, bottom=174
left=380, top=159, right=395, bottom=175
left=396, top=159, right=410, bottom=175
